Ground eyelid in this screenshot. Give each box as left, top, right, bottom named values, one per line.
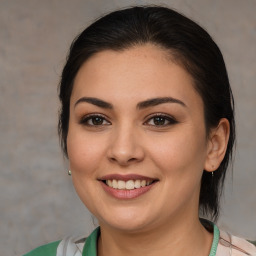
left=79, top=113, right=111, bottom=125
left=143, top=113, right=177, bottom=126
left=79, top=112, right=177, bottom=127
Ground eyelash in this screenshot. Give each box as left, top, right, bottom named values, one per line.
left=79, top=113, right=177, bottom=127
left=144, top=113, right=178, bottom=127
left=79, top=114, right=111, bottom=126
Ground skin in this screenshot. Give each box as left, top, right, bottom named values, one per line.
left=67, top=44, right=230, bottom=256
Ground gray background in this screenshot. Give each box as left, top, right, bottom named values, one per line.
left=0, top=0, right=255, bottom=255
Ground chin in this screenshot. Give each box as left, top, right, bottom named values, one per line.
left=97, top=207, right=155, bottom=232
left=102, top=219, right=151, bottom=233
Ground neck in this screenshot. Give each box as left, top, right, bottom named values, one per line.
left=98, top=214, right=213, bottom=256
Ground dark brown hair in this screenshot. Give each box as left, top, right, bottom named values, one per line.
left=58, top=6, right=235, bottom=220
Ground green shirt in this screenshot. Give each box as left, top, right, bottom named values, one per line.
left=23, top=223, right=219, bottom=256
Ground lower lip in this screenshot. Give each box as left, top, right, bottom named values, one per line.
left=100, top=181, right=156, bottom=199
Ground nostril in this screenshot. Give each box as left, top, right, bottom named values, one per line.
left=128, top=158, right=137, bottom=162
left=107, top=143, right=145, bottom=165
left=108, top=156, right=139, bottom=166
left=110, top=157, right=117, bottom=162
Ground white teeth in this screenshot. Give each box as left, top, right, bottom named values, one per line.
left=134, top=180, right=141, bottom=188
left=117, top=180, right=126, bottom=189
left=112, top=179, right=118, bottom=189
left=105, top=179, right=153, bottom=190
left=141, top=180, right=146, bottom=187
left=106, top=180, right=112, bottom=187
left=126, top=180, right=135, bottom=190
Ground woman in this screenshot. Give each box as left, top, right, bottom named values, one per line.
left=24, top=5, right=256, bottom=256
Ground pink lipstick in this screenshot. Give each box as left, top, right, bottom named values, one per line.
left=98, top=174, right=158, bottom=199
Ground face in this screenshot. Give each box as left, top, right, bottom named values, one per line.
left=67, top=44, right=212, bottom=232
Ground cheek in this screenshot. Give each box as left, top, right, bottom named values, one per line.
left=66, top=130, right=106, bottom=212
left=148, top=131, right=207, bottom=210
left=148, top=128, right=207, bottom=179
left=67, top=130, right=106, bottom=176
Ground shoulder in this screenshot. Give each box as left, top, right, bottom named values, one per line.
left=23, top=240, right=61, bottom=256
left=217, top=229, right=256, bottom=256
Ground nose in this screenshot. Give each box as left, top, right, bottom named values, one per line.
left=107, top=124, right=145, bottom=166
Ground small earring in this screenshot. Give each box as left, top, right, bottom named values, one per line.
left=211, top=165, right=215, bottom=178
left=68, top=170, right=72, bottom=176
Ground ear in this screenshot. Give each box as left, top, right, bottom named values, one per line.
left=204, top=118, right=230, bottom=172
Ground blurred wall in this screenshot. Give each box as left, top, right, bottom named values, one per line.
left=0, top=0, right=255, bottom=255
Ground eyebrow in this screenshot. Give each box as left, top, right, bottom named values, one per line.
left=74, top=97, right=113, bottom=109
left=137, top=97, right=186, bottom=109
left=74, top=96, right=186, bottom=109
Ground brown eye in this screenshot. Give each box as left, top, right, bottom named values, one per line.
left=80, top=114, right=111, bottom=126
left=91, top=116, right=104, bottom=125
left=145, top=114, right=177, bottom=127
left=153, top=116, right=167, bottom=126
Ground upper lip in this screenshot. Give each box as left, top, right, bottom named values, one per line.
left=99, top=174, right=158, bottom=182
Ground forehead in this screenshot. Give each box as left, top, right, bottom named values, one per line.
left=71, top=44, right=202, bottom=109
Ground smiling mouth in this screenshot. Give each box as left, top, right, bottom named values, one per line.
left=99, top=175, right=159, bottom=199
left=103, top=179, right=157, bottom=190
